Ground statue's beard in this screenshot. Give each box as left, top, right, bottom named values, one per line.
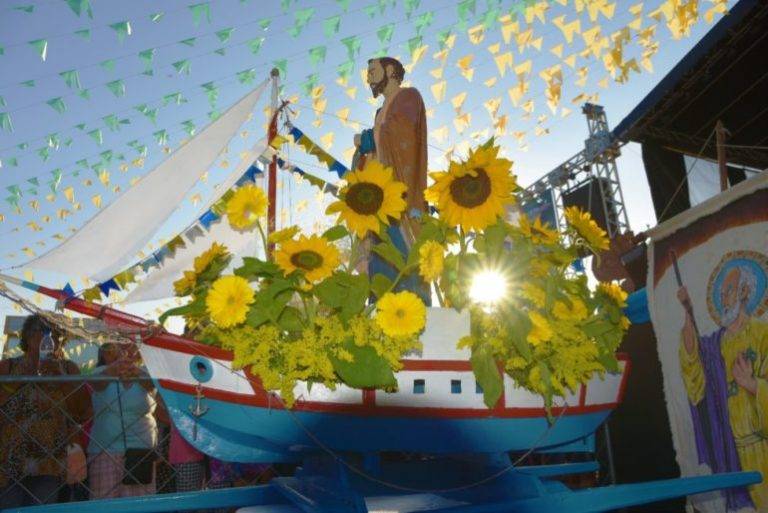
left=722, top=301, right=741, bottom=327
left=370, top=76, right=388, bottom=98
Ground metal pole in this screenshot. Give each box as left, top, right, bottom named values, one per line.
left=267, top=68, right=280, bottom=257
left=603, top=422, right=617, bottom=486
left=716, top=120, right=728, bottom=192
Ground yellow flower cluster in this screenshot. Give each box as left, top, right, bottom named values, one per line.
left=172, top=242, right=229, bottom=296
left=564, top=206, right=609, bottom=251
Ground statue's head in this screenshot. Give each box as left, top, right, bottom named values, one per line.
left=720, top=266, right=756, bottom=326
left=367, top=57, right=405, bottom=98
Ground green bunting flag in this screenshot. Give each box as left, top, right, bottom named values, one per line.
left=308, top=46, right=327, bottom=67
left=18, top=142, right=29, bottom=149
left=216, top=27, right=234, bottom=43
left=172, top=60, right=191, bottom=75
left=335, top=0, right=350, bottom=12
left=289, top=7, right=314, bottom=37
left=214, top=48, right=226, bottom=56
left=202, top=82, right=218, bottom=108
left=27, top=178, right=39, bottom=188
left=259, top=18, right=271, bottom=30
left=78, top=88, right=90, bottom=99
left=74, top=28, right=91, bottom=40
left=46, top=97, right=66, bottom=114
left=7, top=185, right=22, bottom=198
left=135, top=104, right=158, bottom=124
left=237, top=68, right=257, bottom=85
left=88, top=128, right=103, bottom=145
left=103, top=114, right=123, bottom=131
left=403, top=0, right=420, bottom=19
left=273, top=59, right=287, bottom=79
left=100, top=59, right=116, bottom=72
left=163, top=92, right=185, bottom=105
left=46, top=133, right=60, bottom=149
left=6, top=157, right=18, bottom=167
left=323, top=15, right=340, bottom=38
left=188, top=2, right=211, bottom=26
left=377, top=23, right=395, bottom=45
left=0, top=112, right=13, bottom=133
left=154, top=129, right=168, bottom=146
left=49, top=169, right=63, bottom=193
left=0, top=96, right=4, bottom=107
left=0, top=45, right=4, bottom=56
left=29, top=39, right=48, bottom=61
left=407, top=35, right=423, bottom=57
left=14, top=5, right=34, bottom=13
left=246, top=38, right=264, bottom=55
left=414, top=11, right=434, bottom=34
left=65, top=0, right=93, bottom=18
left=280, top=0, right=293, bottom=12
left=59, top=70, right=81, bottom=89
left=456, top=0, right=476, bottom=29
left=20, top=80, right=35, bottom=87
left=436, top=28, right=453, bottom=50
left=482, top=7, right=499, bottom=29
left=37, top=147, right=50, bottom=162
left=106, top=79, right=125, bottom=97
left=340, top=36, right=361, bottom=61
left=301, top=74, right=319, bottom=96
left=180, top=37, right=197, bottom=47
left=337, top=60, right=354, bottom=81
left=138, top=49, right=155, bottom=70
left=208, top=110, right=221, bottom=121
left=74, top=124, right=85, bottom=132
left=109, top=21, right=132, bottom=43
left=150, top=12, right=164, bottom=22
left=364, top=5, right=377, bottom=18
left=181, top=120, right=196, bottom=137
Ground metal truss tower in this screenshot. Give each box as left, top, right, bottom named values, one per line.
left=523, top=103, right=630, bottom=238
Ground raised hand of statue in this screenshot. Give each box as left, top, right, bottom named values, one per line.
left=354, top=133, right=361, bottom=148
left=732, top=352, right=757, bottom=395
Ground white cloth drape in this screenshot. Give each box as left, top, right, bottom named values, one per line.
left=26, top=79, right=270, bottom=282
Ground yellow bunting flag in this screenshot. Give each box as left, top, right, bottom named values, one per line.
left=320, top=132, right=334, bottom=150
left=487, top=43, right=500, bottom=55
left=550, top=44, right=564, bottom=58
left=493, top=52, right=514, bottom=77
left=27, top=222, right=42, bottom=232
left=525, top=1, right=549, bottom=24
left=453, top=112, right=471, bottom=133
left=83, top=287, right=101, bottom=302
left=483, top=97, right=502, bottom=119
left=345, top=87, right=357, bottom=99
left=335, top=108, right=350, bottom=125
left=451, top=92, right=467, bottom=114
left=430, top=67, right=444, bottom=79
left=456, top=54, right=473, bottom=71
left=91, top=195, right=102, bottom=208
left=552, top=15, right=581, bottom=44
left=98, top=170, right=110, bottom=187
left=484, top=77, right=497, bottom=87
left=430, top=125, right=449, bottom=143
left=499, top=17, right=518, bottom=45
left=430, top=80, right=447, bottom=103
left=63, top=186, right=75, bottom=204
left=467, top=24, right=485, bottom=45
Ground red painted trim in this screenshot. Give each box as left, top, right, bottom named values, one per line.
left=578, top=385, right=587, bottom=407
left=158, top=379, right=617, bottom=419
left=401, top=360, right=473, bottom=371
left=362, top=389, right=376, bottom=407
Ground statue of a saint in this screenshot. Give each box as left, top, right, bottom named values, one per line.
left=354, top=57, right=430, bottom=304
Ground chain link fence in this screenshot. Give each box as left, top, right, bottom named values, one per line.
left=0, top=374, right=277, bottom=510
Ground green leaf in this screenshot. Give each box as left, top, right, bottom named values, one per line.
left=277, top=306, right=304, bottom=332
left=159, top=295, right=206, bottom=325
left=246, top=279, right=294, bottom=327
left=196, top=255, right=232, bottom=283
left=315, top=273, right=369, bottom=321
left=470, top=344, right=502, bottom=408
left=330, top=339, right=397, bottom=388
left=370, top=273, right=392, bottom=299
left=234, top=257, right=281, bottom=281
left=321, top=225, right=348, bottom=242
left=372, top=241, right=405, bottom=271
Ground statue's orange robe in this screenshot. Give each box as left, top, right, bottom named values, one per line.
left=373, top=87, right=428, bottom=242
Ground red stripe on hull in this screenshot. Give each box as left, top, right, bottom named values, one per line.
left=158, top=379, right=617, bottom=419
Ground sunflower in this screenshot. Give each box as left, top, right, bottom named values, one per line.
left=552, top=298, right=588, bottom=321
left=375, top=291, right=427, bottom=338
left=425, top=144, right=516, bottom=231
left=418, top=241, right=445, bottom=282
left=205, top=275, right=255, bottom=328
left=518, top=215, right=559, bottom=245
left=326, top=159, right=407, bottom=237
left=227, top=184, right=268, bottom=230
left=173, top=270, right=198, bottom=297
left=274, top=234, right=340, bottom=283
left=527, top=311, right=553, bottom=346
left=564, top=206, right=609, bottom=251
left=597, top=282, right=628, bottom=308
left=193, top=242, right=229, bottom=274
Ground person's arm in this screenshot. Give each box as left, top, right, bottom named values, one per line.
left=677, top=287, right=705, bottom=405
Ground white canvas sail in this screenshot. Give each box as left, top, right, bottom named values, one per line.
left=26, top=79, right=270, bottom=282
left=124, top=137, right=270, bottom=303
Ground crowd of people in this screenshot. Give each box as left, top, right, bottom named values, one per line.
left=0, top=314, right=275, bottom=508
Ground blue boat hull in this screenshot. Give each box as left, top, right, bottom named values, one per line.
left=158, top=384, right=610, bottom=462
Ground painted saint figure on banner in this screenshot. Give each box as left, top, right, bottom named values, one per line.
left=678, top=251, right=768, bottom=511
left=352, top=56, right=430, bottom=304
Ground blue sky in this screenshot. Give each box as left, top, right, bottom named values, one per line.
left=0, top=0, right=732, bottom=336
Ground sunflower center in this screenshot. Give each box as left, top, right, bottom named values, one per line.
left=346, top=183, right=384, bottom=215
left=291, top=250, right=324, bottom=271
left=449, top=168, right=491, bottom=208
left=244, top=203, right=258, bottom=221
left=395, top=308, right=406, bottom=319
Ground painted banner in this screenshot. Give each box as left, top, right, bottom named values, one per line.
left=648, top=171, right=768, bottom=513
